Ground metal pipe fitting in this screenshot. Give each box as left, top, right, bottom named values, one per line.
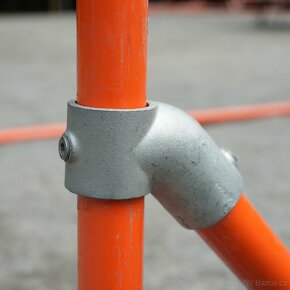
left=60, top=101, right=243, bottom=229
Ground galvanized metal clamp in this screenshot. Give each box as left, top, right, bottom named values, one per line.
left=59, top=100, right=243, bottom=229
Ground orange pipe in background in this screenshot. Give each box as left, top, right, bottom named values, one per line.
left=1, top=102, right=290, bottom=145
left=189, top=102, right=290, bottom=125
left=76, top=0, right=147, bottom=290
left=198, top=195, right=290, bottom=290
left=0, top=123, right=65, bottom=144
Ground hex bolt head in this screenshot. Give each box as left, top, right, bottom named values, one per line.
left=58, top=135, right=71, bottom=161
left=221, top=148, right=238, bottom=168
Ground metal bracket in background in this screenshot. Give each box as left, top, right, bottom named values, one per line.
left=59, top=100, right=243, bottom=229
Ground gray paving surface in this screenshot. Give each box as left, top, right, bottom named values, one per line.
left=0, top=11, right=290, bottom=290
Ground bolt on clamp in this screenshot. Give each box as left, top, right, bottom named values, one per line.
left=59, top=100, right=243, bottom=229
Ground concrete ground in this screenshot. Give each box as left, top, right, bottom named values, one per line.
left=0, top=10, right=290, bottom=290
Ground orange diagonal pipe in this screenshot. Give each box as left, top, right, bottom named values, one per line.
left=198, top=195, right=290, bottom=289
left=76, top=1, right=147, bottom=290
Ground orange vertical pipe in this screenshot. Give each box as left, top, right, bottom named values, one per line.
left=77, top=0, right=148, bottom=290
left=198, top=195, right=290, bottom=289
left=77, top=0, right=147, bottom=108
left=78, top=197, right=144, bottom=290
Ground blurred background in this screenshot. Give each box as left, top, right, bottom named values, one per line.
left=1, top=0, right=290, bottom=11
left=0, top=1, right=290, bottom=290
